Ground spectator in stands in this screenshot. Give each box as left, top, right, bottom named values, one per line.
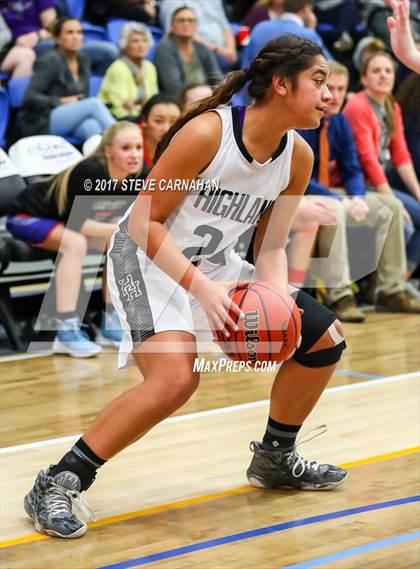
left=140, top=94, right=181, bottom=169
left=352, top=37, right=386, bottom=73
left=242, top=0, right=332, bottom=69
left=396, top=73, right=420, bottom=179
left=1, top=1, right=118, bottom=75
left=154, top=6, right=222, bottom=97
left=6, top=122, right=146, bottom=358
left=179, top=82, right=212, bottom=113
left=84, top=0, right=157, bottom=27
left=299, top=60, right=419, bottom=318
left=99, top=22, right=158, bottom=119
left=366, top=0, right=420, bottom=53
left=0, top=12, right=36, bottom=77
left=0, top=0, right=56, bottom=48
left=344, top=51, right=420, bottom=278
left=159, top=0, right=238, bottom=69
left=314, top=0, right=361, bottom=52
left=20, top=17, right=115, bottom=142
left=243, top=1, right=284, bottom=30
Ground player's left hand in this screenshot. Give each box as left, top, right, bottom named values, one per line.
left=344, top=197, right=369, bottom=222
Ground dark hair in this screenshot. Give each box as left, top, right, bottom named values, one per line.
left=178, top=83, right=212, bottom=107
left=141, top=94, right=181, bottom=121
left=156, top=34, right=323, bottom=161
left=171, top=5, right=196, bottom=23
left=283, top=0, right=312, bottom=13
left=52, top=17, right=81, bottom=37
left=396, top=73, right=420, bottom=117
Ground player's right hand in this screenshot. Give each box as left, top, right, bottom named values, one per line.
left=194, top=280, right=248, bottom=339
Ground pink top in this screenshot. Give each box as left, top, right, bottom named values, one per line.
left=343, top=91, right=412, bottom=187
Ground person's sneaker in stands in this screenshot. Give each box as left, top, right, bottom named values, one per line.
left=53, top=317, right=102, bottom=358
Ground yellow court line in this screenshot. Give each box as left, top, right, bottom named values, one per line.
left=1, top=446, right=419, bottom=550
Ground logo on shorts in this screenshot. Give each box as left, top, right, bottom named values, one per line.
left=119, top=274, right=143, bottom=301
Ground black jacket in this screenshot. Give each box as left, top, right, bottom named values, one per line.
left=20, top=49, right=90, bottom=137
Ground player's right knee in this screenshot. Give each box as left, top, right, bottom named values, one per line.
left=158, top=368, right=200, bottom=407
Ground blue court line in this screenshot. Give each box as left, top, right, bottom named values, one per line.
left=335, top=370, right=384, bottom=379
left=96, top=495, right=420, bottom=569
left=282, top=529, right=420, bottom=568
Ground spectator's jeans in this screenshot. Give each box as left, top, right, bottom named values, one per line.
left=312, top=193, right=407, bottom=303
left=393, top=188, right=420, bottom=272
left=315, top=0, right=360, bottom=37
left=49, top=97, right=115, bottom=142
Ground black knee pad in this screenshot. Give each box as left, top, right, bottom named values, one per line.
left=291, top=290, right=346, bottom=368
left=293, top=341, right=346, bottom=368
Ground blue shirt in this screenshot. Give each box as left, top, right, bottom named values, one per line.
left=297, top=113, right=366, bottom=198
left=242, top=18, right=332, bottom=68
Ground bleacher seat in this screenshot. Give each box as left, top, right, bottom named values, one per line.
left=66, top=0, right=85, bottom=20
left=82, top=134, right=101, bottom=156
left=0, top=88, right=9, bottom=148
left=82, top=21, right=108, bottom=42
left=0, top=149, right=24, bottom=205
left=8, top=77, right=30, bottom=109
left=89, top=75, right=103, bottom=97
left=8, top=136, right=82, bottom=181
left=0, top=149, right=56, bottom=350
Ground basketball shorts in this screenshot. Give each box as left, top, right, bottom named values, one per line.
left=107, top=225, right=338, bottom=369
left=6, top=214, right=62, bottom=245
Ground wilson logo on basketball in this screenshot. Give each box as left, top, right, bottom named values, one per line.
left=281, top=320, right=289, bottom=345
left=244, top=309, right=260, bottom=364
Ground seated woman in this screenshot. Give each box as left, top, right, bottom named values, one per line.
left=179, top=82, right=213, bottom=113
left=154, top=6, right=223, bottom=97
left=0, top=12, right=36, bottom=78
left=344, top=51, right=420, bottom=278
left=139, top=94, right=181, bottom=169
left=20, top=17, right=115, bottom=142
left=6, top=122, right=146, bottom=358
left=244, top=0, right=284, bottom=30
left=99, top=22, right=158, bottom=120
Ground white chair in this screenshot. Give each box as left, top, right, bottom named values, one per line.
left=82, top=134, right=102, bottom=156
left=8, top=135, right=82, bottom=180
left=0, top=148, right=20, bottom=179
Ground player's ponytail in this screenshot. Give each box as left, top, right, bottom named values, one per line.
left=156, top=34, right=322, bottom=161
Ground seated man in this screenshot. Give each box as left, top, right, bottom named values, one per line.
left=159, top=0, right=237, bottom=69
left=298, top=60, right=419, bottom=321
left=242, top=0, right=332, bottom=69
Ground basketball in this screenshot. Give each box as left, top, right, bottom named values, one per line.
left=215, top=281, right=302, bottom=364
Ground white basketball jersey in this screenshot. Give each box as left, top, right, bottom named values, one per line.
left=164, top=106, right=295, bottom=267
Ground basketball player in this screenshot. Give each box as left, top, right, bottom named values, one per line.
left=24, top=35, right=348, bottom=539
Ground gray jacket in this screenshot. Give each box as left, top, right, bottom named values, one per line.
left=21, top=48, right=90, bottom=136
left=153, top=35, right=222, bottom=97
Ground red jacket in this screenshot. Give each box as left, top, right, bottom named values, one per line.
left=343, top=91, right=412, bottom=187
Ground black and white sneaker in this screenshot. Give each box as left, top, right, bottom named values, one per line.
left=247, top=426, right=348, bottom=490
left=24, top=467, right=96, bottom=538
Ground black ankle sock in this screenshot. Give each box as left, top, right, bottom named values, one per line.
left=50, top=438, right=106, bottom=491
left=262, top=417, right=301, bottom=451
